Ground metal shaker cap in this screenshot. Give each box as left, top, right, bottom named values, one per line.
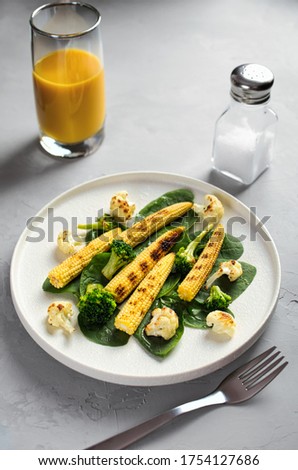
left=230, top=64, right=274, bottom=104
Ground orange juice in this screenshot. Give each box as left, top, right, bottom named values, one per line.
left=33, top=49, right=105, bottom=144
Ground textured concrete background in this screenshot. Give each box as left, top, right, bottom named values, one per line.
left=0, top=0, right=297, bottom=450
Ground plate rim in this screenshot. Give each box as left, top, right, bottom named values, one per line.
left=10, top=171, right=281, bottom=385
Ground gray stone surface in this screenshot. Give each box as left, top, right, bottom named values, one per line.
left=0, top=0, right=297, bottom=450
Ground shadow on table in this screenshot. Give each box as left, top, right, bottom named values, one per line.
left=206, top=169, right=248, bottom=197
left=0, top=137, right=82, bottom=193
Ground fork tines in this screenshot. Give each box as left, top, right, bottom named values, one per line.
left=238, top=346, right=288, bottom=391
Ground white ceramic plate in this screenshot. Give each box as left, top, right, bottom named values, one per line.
left=10, top=172, right=280, bottom=385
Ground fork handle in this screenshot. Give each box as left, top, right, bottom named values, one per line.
left=86, top=390, right=226, bottom=450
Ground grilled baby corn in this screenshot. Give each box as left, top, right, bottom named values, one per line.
left=48, top=201, right=190, bottom=289
left=105, top=226, right=184, bottom=303
left=120, top=201, right=192, bottom=247
left=48, top=228, right=121, bottom=288
left=114, top=253, right=176, bottom=335
left=178, top=224, right=225, bottom=302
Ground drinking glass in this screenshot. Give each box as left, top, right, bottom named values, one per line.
left=30, top=2, right=105, bottom=158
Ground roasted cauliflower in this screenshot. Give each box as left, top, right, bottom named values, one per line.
left=145, top=307, right=179, bottom=340
left=193, top=194, right=224, bottom=225
left=206, top=310, right=236, bottom=338
left=57, top=230, right=85, bottom=255
left=110, top=191, right=136, bottom=222
left=47, top=301, right=75, bottom=334
left=205, top=259, right=243, bottom=290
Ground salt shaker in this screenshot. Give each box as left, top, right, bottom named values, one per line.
left=212, top=64, right=278, bottom=185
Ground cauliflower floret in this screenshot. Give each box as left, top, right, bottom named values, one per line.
left=222, top=260, right=243, bottom=282
left=145, top=307, right=179, bottom=340
left=110, top=191, right=136, bottom=222
left=205, top=259, right=243, bottom=290
left=57, top=230, right=85, bottom=255
left=193, top=194, right=224, bottom=224
left=206, top=310, right=236, bottom=338
left=47, top=301, right=75, bottom=334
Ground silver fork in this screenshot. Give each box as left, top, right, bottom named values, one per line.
left=86, top=346, right=287, bottom=450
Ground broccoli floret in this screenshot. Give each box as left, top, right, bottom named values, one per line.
left=102, top=240, right=136, bottom=280
left=175, top=248, right=195, bottom=276
left=205, top=285, right=232, bottom=310
left=174, top=223, right=213, bottom=276
left=78, top=284, right=117, bottom=328
left=78, top=213, right=122, bottom=232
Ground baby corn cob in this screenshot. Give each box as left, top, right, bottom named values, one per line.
left=114, top=253, right=175, bottom=335
left=120, top=201, right=192, bottom=247
left=48, top=228, right=121, bottom=288
left=105, top=226, right=184, bottom=303
left=178, top=224, right=225, bottom=302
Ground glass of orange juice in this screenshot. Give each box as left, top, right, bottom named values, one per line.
left=30, top=2, right=105, bottom=158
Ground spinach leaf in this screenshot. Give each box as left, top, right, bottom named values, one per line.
left=157, top=273, right=181, bottom=298
left=182, top=302, right=210, bottom=329
left=79, top=253, right=110, bottom=296
left=78, top=309, right=129, bottom=347
left=218, top=234, right=244, bottom=261
left=138, top=188, right=194, bottom=218
left=42, top=276, right=80, bottom=299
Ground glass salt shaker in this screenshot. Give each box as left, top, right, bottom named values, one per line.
left=212, top=64, right=278, bottom=185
